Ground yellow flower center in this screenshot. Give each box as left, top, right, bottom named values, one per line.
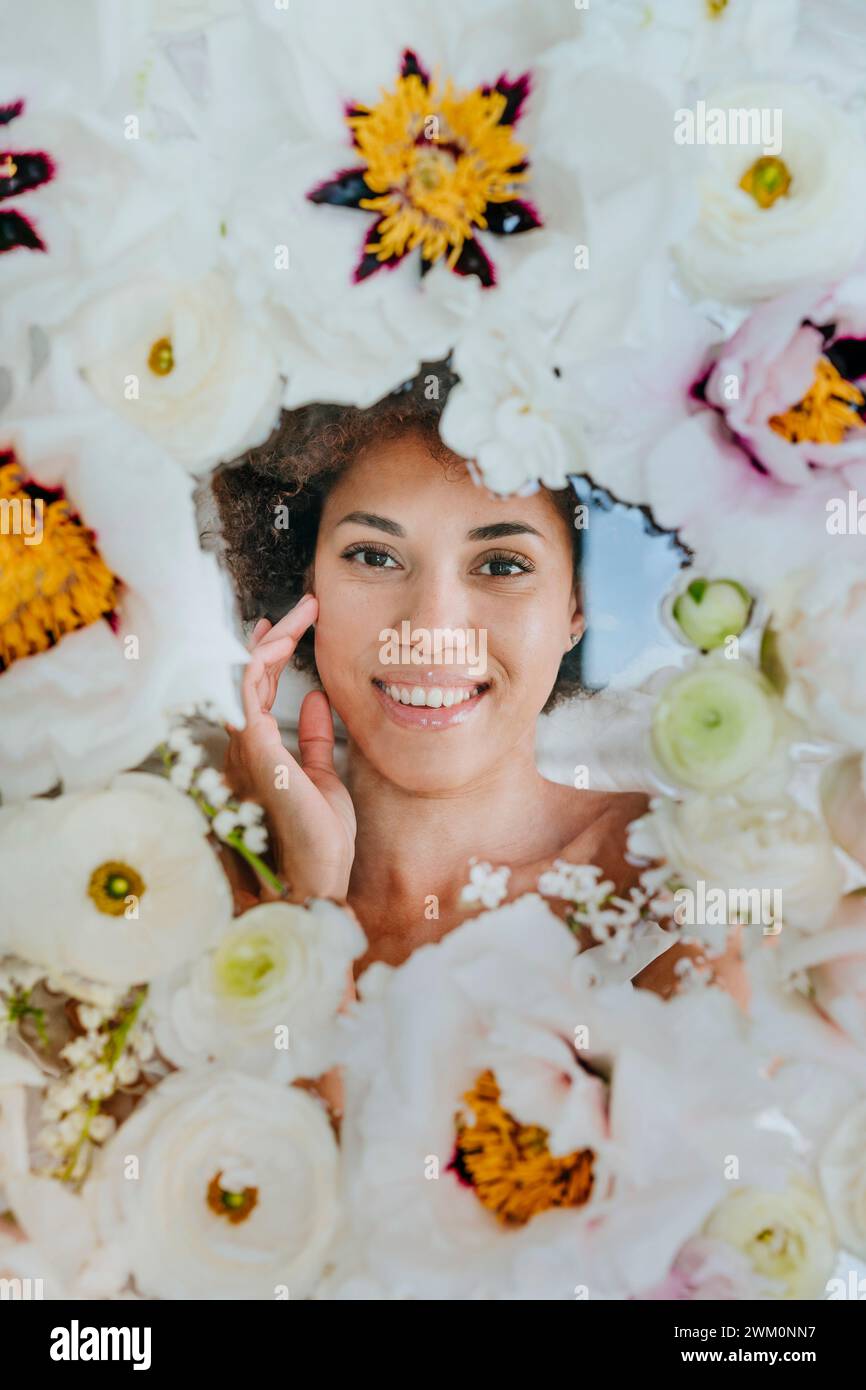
left=206, top=1172, right=259, bottom=1225
left=769, top=356, right=866, bottom=444
left=350, top=71, right=529, bottom=270
left=452, top=1069, right=595, bottom=1226
left=0, top=456, right=118, bottom=673
left=147, top=337, right=174, bottom=376
left=739, top=155, right=792, bottom=209
left=87, top=861, right=146, bottom=916
left=706, top=0, right=729, bottom=16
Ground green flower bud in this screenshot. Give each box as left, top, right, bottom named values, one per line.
left=652, top=661, right=781, bottom=791
left=213, top=927, right=287, bottom=999
left=672, top=578, right=753, bottom=651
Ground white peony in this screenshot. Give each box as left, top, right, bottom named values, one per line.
left=629, top=794, right=844, bottom=933
left=703, top=1180, right=837, bottom=1299
left=676, top=83, right=866, bottom=302
left=0, top=774, right=231, bottom=986
left=89, top=1066, right=340, bottom=1299
left=150, top=900, right=365, bottom=1080
left=0, top=393, right=246, bottom=800
left=67, top=271, right=282, bottom=475
left=336, top=894, right=794, bottom=1299
left=768, top=565, right=866, bottom=749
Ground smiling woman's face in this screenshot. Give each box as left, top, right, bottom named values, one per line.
left=311, top=430, right=582, bottom=793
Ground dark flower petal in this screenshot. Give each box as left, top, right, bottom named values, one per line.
left=0, top=151, right=55, bottom=201
left=0, top=208, right=45, bottom=252
left=353, top=220, right=404, bottom=282
left=826, top=336, right=866, bottom=386
left=308, top=167, right=374, bottom=208
left=484, top=198, right=542, bottom=236
left=0, top=99, right=24, bottom=126
left=453, top=236, right=496, bottom=288
left=483, top=72, right=531, bottom=125
left=401, top=50, right=430, bottom=86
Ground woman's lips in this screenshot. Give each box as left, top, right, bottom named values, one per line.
left=371, top=678, right=490, bottom=729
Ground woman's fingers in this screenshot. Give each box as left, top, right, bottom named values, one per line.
left=241, top=594, right=318, bottom=726
left=248, top=617, right=272, bottom=649
left=297, top=689, right=336, bottom=778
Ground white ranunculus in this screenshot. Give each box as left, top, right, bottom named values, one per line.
left=769, top=566, right=866, bottom=749
left=336, top=894, right=793, bottom=1299
left=0, top=1048, right=45, bottom=1197
left=629, top=794, right=844, bottom=933
left=650, top=657, right=793, bottom=798
left=0, top=394, right=246, bottom=800
left=150, top=900, right=365, bottom=1080
left=89, top=1066, right=340, bottom=1299
left=68, top=271, right=282, bottom=475
left=0, top=774, right=231, bottom=986
left=819, top=1099, right=866, bottom=1260
left=703, top=1180, right=837, bottom=1299
left=676, top=83, right=866, bottom=303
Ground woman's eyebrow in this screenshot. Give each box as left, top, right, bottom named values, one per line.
left=467, top=521, right=543, bottom=540
left=336, top=511, right=406, bottom=536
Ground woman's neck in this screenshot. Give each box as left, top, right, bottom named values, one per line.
left=345, top=730, right=555, bottom=912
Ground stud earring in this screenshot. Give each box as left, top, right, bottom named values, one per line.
left=569, top=633, right=581, bottom=648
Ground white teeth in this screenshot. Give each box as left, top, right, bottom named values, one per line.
left=378, top=681, right=485, bottom=709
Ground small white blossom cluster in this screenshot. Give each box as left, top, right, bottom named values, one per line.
left=165, top=725, right=268, bottom=854
left=459, top=859, right=512, bottom=910
left=538, top=859, right=676, bottom=963
left=36, top=989, right=156, bottom=1185
left=0, top=959, right=45, bottom=1045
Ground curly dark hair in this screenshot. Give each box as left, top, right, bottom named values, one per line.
left=212, top=362, right=584, bottom=712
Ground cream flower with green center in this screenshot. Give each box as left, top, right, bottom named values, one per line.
left=650, top=656, right=791, bottom=796
left=703, top=1181, right=836, bottom=1299
left=150, top=900, right=366, bottom=1081
left=0, top=774, right=231, bottom=986
left=89, top=1067, right=340, bottom=1300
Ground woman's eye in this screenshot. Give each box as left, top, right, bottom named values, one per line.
left=475, top=553, right=533, bottom=577
left=342, top=545, right=400, bottom=569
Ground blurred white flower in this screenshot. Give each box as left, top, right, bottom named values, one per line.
left=768, top=565, right=866, bottom=749
left=676, top=84, right=866, bottom=302
left=822, top=756, right=866, bottom=867
left=150, top=900, right=365, bottom=1079
left=819, top=1098, right=866, bottom=1260
left=336, top=894, right=793, bottom=1299
left=0, top=773, right=231, bottom=985
left=0, top=398, right=246, bottom=800
left=0, top=1175, right=126, bottom=1300
left=702, top=1180, right=836, bottom=1299
left=629, top=794, right=844, bottom=933
left=89, top=1066, right=340, bottom=1299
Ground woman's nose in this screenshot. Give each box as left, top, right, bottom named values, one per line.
left=396, top=570, right=476, bottom=638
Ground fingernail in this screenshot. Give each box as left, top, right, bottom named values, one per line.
left=297, top=592, right=315, bottom=606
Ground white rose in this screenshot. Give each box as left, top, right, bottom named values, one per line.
left=676, top=84, right=866, bottom=302
left=629, top=794, right=844, bottom=932
left=70, top=271, right=282, bottom=475
left=89, top=1067, right=340, bottom=1299
left=0, top=774, right=231, bottom=985
left=819, top=1099, right=866, bottom=1260
left=151, top=900, right=366, bottom=1080
left=769, top=566, right=866, bottom=749
left=703, top=1180, right=837, bottom=1298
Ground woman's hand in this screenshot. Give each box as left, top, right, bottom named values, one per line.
left=224, top=595, right=356, bottom=903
